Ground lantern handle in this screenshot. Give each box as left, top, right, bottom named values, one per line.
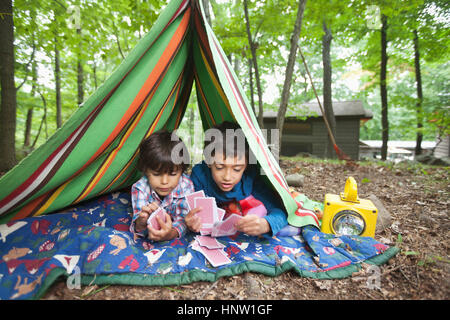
left=340, top=177, right=360, bottom=203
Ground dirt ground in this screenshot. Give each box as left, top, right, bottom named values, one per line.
left=41, top=157, right=449, bottom=300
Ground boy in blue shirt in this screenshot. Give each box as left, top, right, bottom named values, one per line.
left=185, top=121, right=288, bottom=236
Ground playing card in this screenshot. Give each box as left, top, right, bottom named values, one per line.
left=197, top=245, right=231, bottom=267
left=147, top=207, right=167, bottom=230
left=217, top=208, right=226, bottom=221
left=191, top=239, right=203, bottom=252
left=200, top=226, right=213, bottom=236
left=186, top=190, right=205, bottom=211
left=211, top=213, right=242, bottom=237
left=194, top=197, right=217, bottom=226
left=195, top=235, right=225, bottom=249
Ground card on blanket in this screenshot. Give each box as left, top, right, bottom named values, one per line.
left=197, top=245, right=231, bottom=267
left=195, top=235, right=225, bottom=249
left=192, top=241, right=230, bottom=267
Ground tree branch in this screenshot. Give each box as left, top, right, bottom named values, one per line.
left=15, top=40, right=36, bottom=92
left=111, top=20, right=125, bottom=59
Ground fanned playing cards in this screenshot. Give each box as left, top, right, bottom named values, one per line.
left=186, top=190, right=241, bottom=237
left=146, top=207, right=167, bottom=230
left=186, top=190, right=246, bottom=267
left=211, top=214, right=242, bottom=237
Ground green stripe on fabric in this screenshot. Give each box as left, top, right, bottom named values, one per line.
left=197, top=3, right=299, bottom=224
left=43, top=36, right=191, bottom=214
left=0, top=0, right=186, bottom=204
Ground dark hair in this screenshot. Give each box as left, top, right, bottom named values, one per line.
left=203, top=121, right=249, bottom=164
left=137, top=130, right=190, bottom=173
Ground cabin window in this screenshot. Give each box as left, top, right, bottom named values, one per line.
left=283, top=122, right=312, bottom=135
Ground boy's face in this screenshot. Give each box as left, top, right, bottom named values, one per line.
left=145, top=167, right=183, bottom=198
left=208, top=152, right=247, bottom=192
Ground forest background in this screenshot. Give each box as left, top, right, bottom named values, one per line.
left=0, top=0, right=448, bottom=171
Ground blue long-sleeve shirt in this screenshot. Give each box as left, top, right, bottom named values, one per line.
left=190, top=161, right=288, bottom=236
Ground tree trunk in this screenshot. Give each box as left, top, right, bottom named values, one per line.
left=201, top=0, right=211, bottom=25
left=93, top=60, right=98, bottom=90
left=24, top=61, right=37, bottom=151
left=77, top=28, right=84, bottom=106
left=413, top=29, right=423, bottom=156
left=243, top=0, right=264, bottom=129
left=0, top=0, right=17, bottom=171
left=31, top=91, right=48, bottom=150
left=54, top=34, right=62, bottom=128
left=112, top=21, right=125, bottom=59
left=322, top=21, right=336, bottom=159
left=276, top=0, right=307, bottom=149
left=380, top=14, right=389, bottom=161
left=247, top=57, right=256, bottom=115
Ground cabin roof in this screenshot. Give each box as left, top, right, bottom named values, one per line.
left=263, top=100, right=373, bottom=119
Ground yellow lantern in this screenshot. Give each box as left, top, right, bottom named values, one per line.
left=320, top=177, right=378, bottom=238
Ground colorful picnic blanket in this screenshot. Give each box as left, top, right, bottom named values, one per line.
left=0, top=190, right=398, bottom=300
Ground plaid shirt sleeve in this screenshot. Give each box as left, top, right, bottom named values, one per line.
left=170, top=175, right=195, bottom=238
left=130, top=176, right=153, bottom=238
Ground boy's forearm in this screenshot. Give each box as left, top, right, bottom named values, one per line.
left=134, top=215, right=147, bottom=232
left=265, top=209, right=288, bottom=236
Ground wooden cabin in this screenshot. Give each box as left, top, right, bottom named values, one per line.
left=263, top=100, right=373, bottom=159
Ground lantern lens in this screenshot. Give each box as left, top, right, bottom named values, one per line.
left=332, top=210, right=365, bottom=236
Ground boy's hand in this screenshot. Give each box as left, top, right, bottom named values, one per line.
left=142, top=202, right=159, bottom=214
left=135, top=211, right=150, bottom=232
left=147, top=213, right=178, bottom=241
left=235, top=214, right=270, bottom=236
left=185, top=207, right=202, bottom=233
left=135, top=202, right=159, bottom=232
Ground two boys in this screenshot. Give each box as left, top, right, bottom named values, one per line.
left=130, top=122, right=288, bottom=242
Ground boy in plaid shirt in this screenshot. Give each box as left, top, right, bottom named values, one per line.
left=130, top=130, right=194, bottom=241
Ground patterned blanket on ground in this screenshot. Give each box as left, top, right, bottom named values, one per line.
left=0, top=191, right=398, bottom=300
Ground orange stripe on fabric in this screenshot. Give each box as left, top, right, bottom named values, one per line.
left=101, top=152, right=138, bottom=194
left=198, top=46, right=231, bottom=120
left=75, top=94, right=150, bottom=203
left=74, top=7, right=191, bottom=178
left=33, top=180, right=72, bottom=216
left=170, top=72, right=194, bottom=129
left=163, top=69, right=185, bottom=130
left=210, top=37, right=290, bottom=194
left=96, top=68, right=186, bottom=195
left=73, top=12, right=191, bottom=203
left=11, top=192, right=49, bottom=221
left=194, top=10, right=213, bottom=64
left=99, top=71, right=186, bottom=194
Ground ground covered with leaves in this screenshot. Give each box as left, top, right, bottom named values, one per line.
left=42, top=158, right=449, bottom=300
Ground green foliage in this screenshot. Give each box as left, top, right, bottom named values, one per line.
left=9, top=0, right=450, bottom=157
